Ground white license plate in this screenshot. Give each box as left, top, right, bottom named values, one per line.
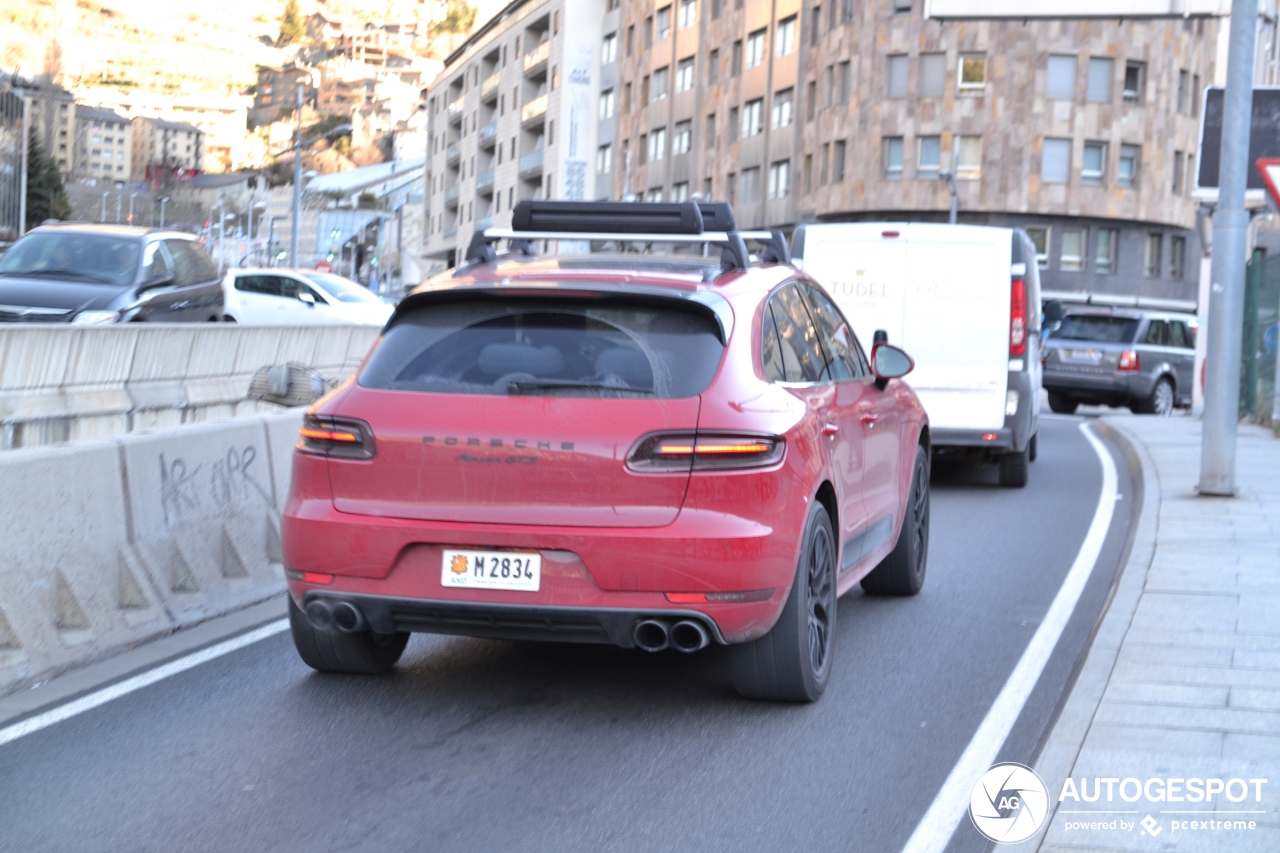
left=1064, top=348, right=1102, bottom=362
left=441, top=549, right=541, bottom=591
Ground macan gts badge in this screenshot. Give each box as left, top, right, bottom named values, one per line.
left=282, top=200, right=932, bottom=702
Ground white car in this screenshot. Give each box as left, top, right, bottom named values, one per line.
left=221, top=268, right=393, bottom=326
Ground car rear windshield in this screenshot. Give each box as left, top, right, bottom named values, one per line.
left=360, top=297, right=725, bottom=398
left=0, top=232, right=139, bottom=286
left=1051, top=314, right=1139, bottom=343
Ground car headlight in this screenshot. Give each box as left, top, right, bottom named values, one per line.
left=71, top=310, right=121, bottom=325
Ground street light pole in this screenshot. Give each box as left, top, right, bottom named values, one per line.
left=114, top=194, right=121, bottom=224
left=1200, top=0, right=1259, bottom=497
left=128, top=192, right=137, bottom=225
left=100, top=191, right=108, bottom=223
left=159, top=196, right=169, bottom=228
left=291, top=84, right=303, bottom=268
left=217, top=197, right=226, bottom=274
left=938, top=170, right=958, bottom=225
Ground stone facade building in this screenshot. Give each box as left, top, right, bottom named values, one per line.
left=73, top=106, right=133, bottom=182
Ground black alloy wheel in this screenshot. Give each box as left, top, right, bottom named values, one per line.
left=861, top=445, right=931, bottom=595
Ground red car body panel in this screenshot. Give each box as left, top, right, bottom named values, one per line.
left=281, top=258, right=927, bottom=646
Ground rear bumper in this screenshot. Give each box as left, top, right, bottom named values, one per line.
left=1043, top=369, right=1150, bottom=401
left=298, top=590, right=731, bottom=647
left=931, top=427, right=1014, bottom=449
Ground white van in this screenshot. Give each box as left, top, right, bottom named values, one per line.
left=793, top=223, right=1042, bottom=487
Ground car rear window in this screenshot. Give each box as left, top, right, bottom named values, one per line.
left=360, top=298, right=725, bottom=398
left=1051, top=314, right=1139, bottom=343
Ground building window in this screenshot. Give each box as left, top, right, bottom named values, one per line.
left=673, top=181, right=689, bottom=201
left=673, top=120, right=691, bottom=154
left=883, top=137, right=903, bottom=179
left=1025, top=227, right=1050, bottom=269
left=639, top=133, right=648, bottom=164
left=602, top=33, right=617, bottom=64
left=772, top=88, right=793, bottom=128
left=1042, top=138, right=1071, bottom=183
left=768, top=160, right=790, bottom=198
left=1170, top=236, right=1186, bottom=279
left=623, top=83, right=632, bottom=112
left=887, top=54, right=908, bottom=98
left=803, top=154, right=813, bottom=193
left=1047, top=55, right=1076, bottom=100
left=1173, top=151, right=1185, bottom=193
left=833, top=139, right=846, bottom=181
left=741, top=166, right=760, bottom=202
left=1082, top=142, right=1106, bottom=185
left=1178, top=69, right=1189, bottom=113
left=1187, top=154, right=1196, bottom=196
left=706, top=113, right=716, bottom=148
left=919, top=53, right=945, bottom=97
left=679, top=0, right=696, bottom=29
left=776, top=16, right=796, bottom=56
left=1086, top=57, right=1113, bottom=102
left=1144, top=233, right=1162, bottom=277
left=1119, top=144, right=1139, bottom=187
left=728, top=171, right=736, bottom=203
left=957, top=135, right=982, bottom=179
left=677, top=57, right=695, bottom=92
left=647, top=187, right=664, bottom=202
left=597, top=144, right=613, bottom=174
left=806, top=80, right=817, bottom=120
left=656, top=5, right=671, bottom=39
left=747, top=29, right=766, bottom=68
left=1123, top=61, right=1145, bottom=104
left=653, top=66, right=668, bottom=100
left=626, top=25, right=634, bottom=55
left=1095, top=228, right=1118, bottom=274
left=839, top=61, right=851, bottom=102
left=649, top=127, right=667, bottom=161
left=732, top=40, right=743, bottom=76
left=811, top=5, right=821, bottom=45
left=600, top=89, right=615, bottom=119
left=840, top=0, right=853, bottom=23
left=918, top=135, right=941, bottom=176
left=1192, top=74, right=1201, bottom=115
left=708, top=49, right=719, bottom=84
left=893, top=0, right=911, bottom=10
left=712, top=0, right=721, bottom=18
left=742, top=98, right=763, bottom=136
left=729, top=106, right=739, bottom=139
left=959, top=54, right=986, bottom=92
left=1061, top=228, right=1085, bottom=272
left=823, top=66, right=834, bottom=106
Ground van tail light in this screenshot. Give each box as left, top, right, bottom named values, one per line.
left=1009, top=278, right=1027, bottom=357
left=1118, top=350, right=1140, bottom=371
left=627, top=433, right=785, bottom=472
left=298, top=415, right=376, bottom=459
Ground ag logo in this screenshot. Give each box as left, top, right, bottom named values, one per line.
left=969, top=762, right=1049, bottom=844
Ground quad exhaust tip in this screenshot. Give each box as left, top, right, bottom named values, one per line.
left=634, top=618, right=711, bottom=653
left=633, top=619, right=670, bottom=652
left=305, top=599, right=367, bottom=633
left=670, top=620, right=710, bottom=653
left=304, top=600, right=333, bottom=631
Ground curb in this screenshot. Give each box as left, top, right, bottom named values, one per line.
left=999, top=417, right=1161, bottom=853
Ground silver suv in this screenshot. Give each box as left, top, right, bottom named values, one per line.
left=1042, top=308, right=1197, bottom=415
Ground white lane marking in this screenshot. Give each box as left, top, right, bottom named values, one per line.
left=900, top=421, right=1117, bottom=853
left=0, top=619, right=288, bottom=749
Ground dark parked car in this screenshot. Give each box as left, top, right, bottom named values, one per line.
left=0, top=223, right=223, bottom=324
left=1042, top=308, right=1197, bottom=415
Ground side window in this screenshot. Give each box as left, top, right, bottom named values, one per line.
left=164, top=240, right=216, bottom=286
left=803, top=285, right=864, bottom=379
left=761, top=303, right=786, bottom=381
left=278, top=276, right=323, bottom=302
left=141, top=242, right=171, bottom=283
left=1167, top=320, right=1188, bottom=349
left=772, top=285, right=826, bottom=382
left=236, top=275, right=282, bottom=296
left=1143, top=319, right=1168, bottom=345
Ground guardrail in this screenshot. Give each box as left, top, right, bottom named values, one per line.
left=0, top=324, right=379, bottom=451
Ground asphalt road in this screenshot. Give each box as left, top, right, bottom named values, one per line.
left=0, top=414, right=1134, bottom=853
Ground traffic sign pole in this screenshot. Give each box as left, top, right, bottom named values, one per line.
left=1199, top=0, right=1258, bottom=497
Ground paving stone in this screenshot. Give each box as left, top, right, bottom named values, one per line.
left=1093, top=702, right=1280, bottom=736
left=1104, top=682, right=1228, bottom=708
left=1116, top=644, right=1234, bottom=668
left=1229, top=688, right=1280, bottom=712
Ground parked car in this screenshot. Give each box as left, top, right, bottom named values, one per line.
left=793, top=222, right=1042, bottom=487
left=0, top=223, right=223, bottom=323
left=1042, top=308, right=1197, bottom=415
left=221, top=268, right=393, bottom=325
left=281, top=201, right=931, bottom=702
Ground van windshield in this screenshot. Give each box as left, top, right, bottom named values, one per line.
left=1051, top=314, right=1139, bottom=344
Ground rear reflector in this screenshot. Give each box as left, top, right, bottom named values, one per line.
left=298, top=415, right=376, bottom=459
left=1118, top=350, right=1140, bottom=371
left=982, top=433, right=999, bottom=441
left=628, top=433, right=785, bottom=471
left=665, top=590, right=775, bottom=604
left=285, top=569, right=334, bottom=584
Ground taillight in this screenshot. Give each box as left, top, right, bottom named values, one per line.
left=1009, top=278, right=1027, bottom=357
left=1118, top=350, right=1140, bottom=371
left=627, top=432, right=785, bottom=472
left=298, top=415, right=376, bottom=459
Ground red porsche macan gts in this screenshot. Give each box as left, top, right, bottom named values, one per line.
left=282, top=201, right=930, bottom=701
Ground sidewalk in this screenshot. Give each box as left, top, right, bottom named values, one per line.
left=1025, top=415, right=1280, bottom=852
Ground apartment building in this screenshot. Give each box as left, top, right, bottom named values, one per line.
left=13, top=78, right=75, bottom=176
left=616, top=0, right=1218, bottom=302
left=73, top=106, right=133, bottom=182
left=132, top=116, right=205, bottom=188
left=422, top=0, right=619, bottom=265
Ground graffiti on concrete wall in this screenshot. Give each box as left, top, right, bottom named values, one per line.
left=159, top=446, right=271, bottom=526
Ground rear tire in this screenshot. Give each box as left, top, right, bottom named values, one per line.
left=1136, top=377, right=1175, bottom=416
left=288, top=596, right=409, bottom=674
left=998, top=445, right=1030, bottom=488
left=731, top=503, right=836, bottom=702
left=1047, top=392, right=1077, bottom=414
left=223, top=315, right=237, bottom=323
left=861, top=445, right=930, bottom=596
left=1028, top=432, right=1038, bottom=463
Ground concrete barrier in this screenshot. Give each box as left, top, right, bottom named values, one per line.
left=0, top=324, right=380, bottom=450
left=0, top=407, right=307, bottom=696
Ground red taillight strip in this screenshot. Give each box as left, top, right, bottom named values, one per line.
left=1009, top=277, right=1028, bottom=357
left=665, top=589, right=775, bottom=604
left=299, top=428, right=360, bottom=443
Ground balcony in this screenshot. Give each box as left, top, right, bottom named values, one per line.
left=445, top=142, right=460, bottom=164
left=519, top=149, right=544, bottom=178
left=447, top=96, right=464, bottom=122
left=523, top=40, right=550, bottom=75
left=444, top=185, right=460, bottom=205
left=478, top=121, right=498, bottom=148
left=481, top=72, right=500, bottom=102
left=521, top=93, right=548, bottom=126
left=476, top=168, right=495, bottom=193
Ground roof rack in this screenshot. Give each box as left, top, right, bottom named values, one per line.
left=462, top=201, right=789, bottom=274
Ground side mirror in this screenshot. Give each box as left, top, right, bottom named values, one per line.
left=298, top=291, right=316, bottom=307
left=873, top=329, right=889, bottom=344
left=871, top=342, right=913, bottom=390
left=1043, top=299, right=1064, bottom=326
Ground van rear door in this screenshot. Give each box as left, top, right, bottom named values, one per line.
left=796, top=223, right=907, bottom=344
left=899, top=225, right=1011, bottom=431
